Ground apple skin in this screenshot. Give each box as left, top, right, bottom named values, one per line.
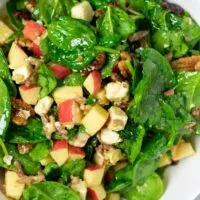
left=50, top=140, right=69, bottom=166
left=32, top=43, right=43, bottom=58
left=83, top=165, right=105, bottom=187
left=68, top=145, right=85, bottom=159
left=58, top=99, right=82, bottom=126
left=19, top=85, right=41, bottom=105
left=83, top=71, right=101, bottom=95
left=50, top=64, right=71, bottom=80
left=23, top=20, right=46, bottom=42
left=87, top=185, right=106, bottom=200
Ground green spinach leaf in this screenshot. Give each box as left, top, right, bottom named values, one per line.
left=23, top=181, right=81, bottom=200
left=89, top=0, right=112, bottom=9
left=37, top=62, right=57, bottom=98
left=6, top=118, right=47, bottom=143
left=63, top=73, right=85, bottom=86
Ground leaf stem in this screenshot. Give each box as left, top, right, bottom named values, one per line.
left=95, top=46, right=120, bottom=54
left=0, top=137, right=8, bottom=155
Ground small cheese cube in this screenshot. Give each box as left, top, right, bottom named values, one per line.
left=107, top=106, right=128, bottom=131
left=81, top=104, right=109, bottom=136
left=34, top=96, right=54, bottom=116
left=12, top=65, right=32, bottom=84
left=98, top=129, right=122, bottom=145
left=105, top=82, right=129, bottom=102
left=5, top=171, right=25, bottom=200
left=71, top=2, right=94, bottom=22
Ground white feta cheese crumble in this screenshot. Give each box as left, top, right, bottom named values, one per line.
left=3, top=155, right=13, bottom=166
left=105, top=81, right=129, bottom=102
left=34, top=96, right=54, bottom=116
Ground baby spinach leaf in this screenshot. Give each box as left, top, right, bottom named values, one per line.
left=97, top=6, right=136, bottom=47
left=0, top=78, right=11, bottom=139
left=176, top=71, right=200, bottom=111
left=89, top=0, right=112, bottom=9
left=122, top=173, right=164, bottom=200
left=63, top=73, right=85, bottom=86
left=29, top=141, right=52, bottom=162
left=6, top=118, right=47, bottom=144
left=44, top=162, right=61, bottom=180
left=0, top=49, right=16, bottom=96
left=118, top=124, right=145, bottom=163
left=101, top=53, right=119, bottom=78
left=61, top=159, right=85, bottom=179
left=128, top=48, right=175, bottom=124
left=48, top=16, right=96, bottom=51
left=23, top=181, right=81, bottom=200
left=37, top=62, right=57, bottom=98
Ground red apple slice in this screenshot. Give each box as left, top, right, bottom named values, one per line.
left=23, top=20, right=46, bottom=42
left=68, top=145, right=85, bottom=159
left=83, top=165, right=105, bottom=187
left=58, top=99, right=82, bottom=126
left=50, top=64, right=71, bottom=80
left=87, top=185, right=106, bottom=200
left=50, top=140, right=68, bottom=166
left=19, top=85, right=41, bottom=105
left=32, top=43, right=43, bottom=58
left=83, top=71, right=101, bottom=95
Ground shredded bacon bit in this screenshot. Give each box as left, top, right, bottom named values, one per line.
left=128, top=30, right=149, bottom=42
left=164, top=89, right=175, bottom=96
left=172, top=55, right=200, bottom=71
left=81, top=53, right=106, bottom=76
left=18, top=144, right=33, bottom=155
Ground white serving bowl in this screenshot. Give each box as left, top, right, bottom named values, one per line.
left=0, top=1, right=200, bottom=200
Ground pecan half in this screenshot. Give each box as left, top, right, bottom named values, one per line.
left=128, top=30, right=149, bottom=42
left=161, top=2, right=184, bottom=16
left=172, top=55, right=200, bottom=71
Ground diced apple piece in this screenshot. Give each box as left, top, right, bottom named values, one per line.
left=5, top=171, right=25, bottom=200
left=19, top=85, right=41, bottom=105
left=34, top=96, right=54, bottom=116
left=105, top=82, right=129, bottom=102
left=32, top=43, right=43, bottom=58
left=12, top=65, right=33, bottom=84
left=84, top=165, right=105, bottom=187
left=8, top=42, right=30, bottom=69
left=95, top=89, right=109, bottom=106
left=40, top=155, right=54, bottom=166
left=69, top=132, right=90, bottom=147
left=106, top=193, right=120, bottom=200
left=50, top=140, right=68, bottom=166
left=53, top=86, right=83, bottom=104
left=71, top=178, right=87, bottom=200
left=69, top=145, right=85, bottom=159
left=171, top=142, right=195, bottom=161
left=0, top=21, right=14, bottom=44
left=104, top=148, right=124, bottom=166
left=98, top=129, right=122, bottom=145
left=50, top=64, right=71, bottom=80
left=107, top=106, right=128, bottom=131
left=87, top=185, right=106, bottom=200
left=71, top=1, right=94, bottom=22
left=83, top=71, right=101, bottom=95
left=58, top=99, right=83, bottom=127
left=81, top=104, right=109, bottom=136
left=23, top=20, right=46, bottom=42
left=159, top=153, right=172, bottom=167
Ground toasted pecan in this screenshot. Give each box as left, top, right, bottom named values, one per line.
left=172, top=55, right=200, bottom=71
left=128, top=30, right=149, bottom=42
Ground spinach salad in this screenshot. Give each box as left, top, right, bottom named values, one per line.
left=0, top=0, right=200, bottom=199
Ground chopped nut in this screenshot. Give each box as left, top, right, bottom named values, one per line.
left=172, top=55, right=200, bottom=71
left=184, top=122, right=197, bottom=129
left=192, top=106, right=200, bottom=118
left=164, top=89, right=175, bottom=96
left=43, top=115, right=56, bottom=139
left=120, top=52, right=131, bottom=60
left=18, top=144, right=32, bottom=154
left=54, top=121, right=68, bottom=139
left=118, top=60, right=130, bottom=78
left=165, top=52, right=173, bottom=62
left=128, top=30, right=149, bottom=42
left=18, top=172, right=45, bottom=185
left=161, top=2, right=184, bottom=16
left=18, top=37, right=33, bottom=49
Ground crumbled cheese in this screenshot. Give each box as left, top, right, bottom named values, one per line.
left=107, top=106, right=128, bottom=131
left=34, top=96, right=54, bottom=116
left=69, top=132, right=90, bottom=147
left=71, top=2, right=94, bottom=22
left=105, top=81, right=129, bottom=102
left=98, top=129, right=122, bottom=145
left=3, top=155, right=13, bottom=166
left=12, top=65, right=33, bottom=84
